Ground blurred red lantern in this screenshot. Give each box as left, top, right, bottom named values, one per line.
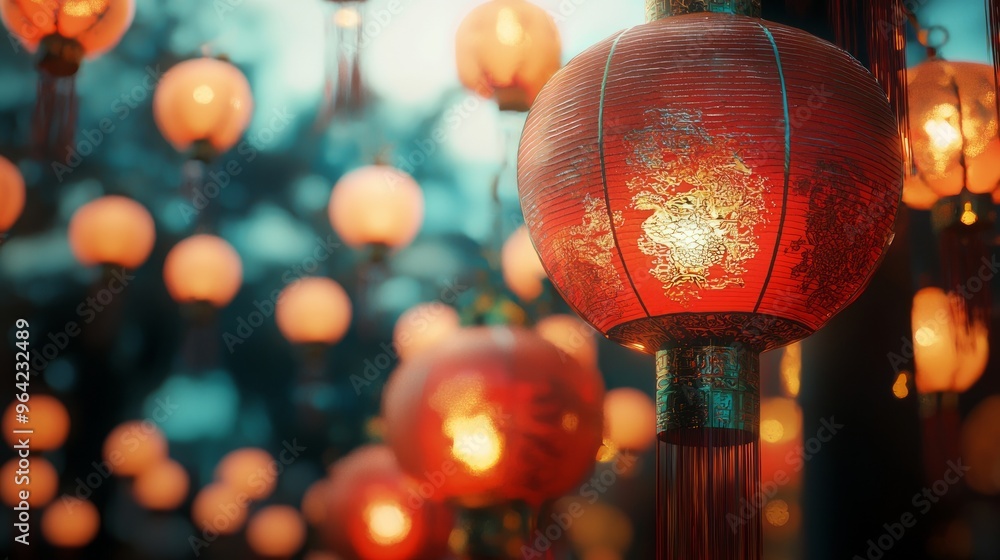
left=191, top=482, right=249, bottom=535
left=535, top=313, right=599, bottom=370
left=501, top=225, right=547, bottom=302
left=328, top=165, right=424, bottom=251
left=456, top=0, right=561, bottom=112
left=1, top=0, right=134, bottom=153
left=603, top=388, right=656, bottom=454
left=247, top=505, right=307, bottom=558
left=392, top=302, right=462, bottom=362
left=103, top=420, right=168, bottom=477
left=326, top=445, right=453, bottom=560
left=276, top=277, right=352, bottom=345
left=163, top=234, right=243, bottom=308
left=2, top=457, right=58, bottom=508
left=759, top=397, right=802, bottom=488
left=42, top=496, right=100, bottom=548
left=153, top=57, right=254, bottom=161
left=215, top=448, right=276, bottom=501
left=132, top=459, right=189, bottom=511
left=0, top=155, right=25, bottom=234
left=912, top=287, right=989, bottom=394
left=68, top=195, right=156, bottom=269
left=383, top=327, right=605, bottom=508
left=3, top=394, right=70, bottom=451
left=517, top=3, right=901, bottom=557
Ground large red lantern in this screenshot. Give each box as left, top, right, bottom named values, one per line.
left=517, top=1, right=902, bottom=557
left=382, top=327, right=604, bottom=508
left=325, top=445, right=453, bottom=560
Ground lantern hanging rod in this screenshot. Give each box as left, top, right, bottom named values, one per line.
left=902, top=6, right=949, bottom=59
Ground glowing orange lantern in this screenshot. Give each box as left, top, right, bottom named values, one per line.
left=326, top=445, right=454, bottom=560
left=215, top=448, right=276, bottom=501
left=42, top=496, right=100, bottom=548
left=302, top=478, right=332, bottom=527
left=911, top=287, right=989, bottom=394
left=392, top=302, right=462, bottom=361
left=0, top=155, right=25, bottom=234
left=247, top=505, right=307, bottom=558
left=68, top=195, right=156, bottom=269
left=501, top=225, right=547, bottom=302
left=132, top=459, right=189, bottom=511
left=3, top=394, right=70, bottom=451
left=328, top=165, right=424, bottom=250
left=535, top=314, right=598, bottom=370
left=456, top=0, right=561, bottom=112
left=759, top=397, right=803, bottom=487
left=163, top=234, right=243, bottom=308
left=2, top=457, right=58, bottom=508
left=153, top=57, right=254, bottom=160
left=603, top=388, right=656, bottom=454
left=191, top=482, right=249, bottom=534
left=103, top=421, right=168, bottom=477
left=383, top=327, right=605, bottom=507
left=276, top=277, right=352, bottom=345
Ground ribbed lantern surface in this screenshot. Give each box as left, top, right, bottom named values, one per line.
left=518, top=13, right=902, bottom=354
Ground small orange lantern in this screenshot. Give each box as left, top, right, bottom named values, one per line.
left=3, top=394, right=70, bottom=451
left=42, top=496, right=100, bottom=548
left=132, top=459, right=189, bottom=511
left=68, top=195, right=156, bottom=269
left=1, top=457, right=58, bottom=508
left=276, top=277, right=352, bottom=345
left=163, top=234, right=243, bottom=308
left=0, top=155, right=25, bottom=234
left=759, top=397, right=803, bottom=487
left=103, top=421, right=169, bottom=477
left=326, top=445, right=454, bottom=560
left=247, top=505, right=307, bottom=558
left=911, top=287, right=989, bottom=394
left=328, top=165, right=424, bottom=250
left=501, top=226, right=547, bottom=302
left=153, top=57, right=254, bottom=160
left=191, top=482, right=249, bottom=535
left=456, top=0, right=561, bottom=112
left=392, top=302, right=462, bottom=361
left=214, top=448, right=276, bottom=501
left=536, top=314, right=599, bottom=370
left=302, top=478, right=332, bottom=527
left=603, top=388, right=657, bottom=454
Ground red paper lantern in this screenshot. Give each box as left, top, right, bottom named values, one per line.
left=382, top=327, right=605, bottom=508
left=326, top=445, right=453, bottom=560
left=0, top=155, right=25, bottom=234
left=517, top=4, right=901, bottom=558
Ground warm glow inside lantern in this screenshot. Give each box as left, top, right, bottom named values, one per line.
left=68, top=195, right=156, bottom=269
left=326, top=445, right=454, bottom=560
left=3, top=394, right=70, bottom=451
left=392, top=302, right=462, bottom=362
left=153, top=57, right=254, bottom=160
left=759, top=397, right=803, bottom=487
left=163, top=234, right=243, bottom=308
left=0, top=155, right=25, bottom=233
left=603, top=387, right=657, bottom=454
left=247, top=505, right=307, bottom=558
left=42, top=496, right=100, bottom=548
left=383, top=327, right=605, bottom=508
left=132, top=459, right=189, bottom=511
left=328, top=165, right=425, bottom=250
left=103, top=421, right=169, bottom=477
left=456, top=0, right=562, bottom=112
left=536, top=313, right=599, bottom=370
left=517, top=2, right=902, bottom=557
left=911, top=287, right=989, bottom=394
left=215, top=448, right=276, bottom=501
left=501, top=225, right=547, bottom=302
left=276, top=277, right=353, bottom=345
left=2, top=457, right=57, bottom=508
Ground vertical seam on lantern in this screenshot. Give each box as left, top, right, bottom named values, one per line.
left=598, top=27, right=650, bottom=317
left=753, top=24, right=791, bottom=314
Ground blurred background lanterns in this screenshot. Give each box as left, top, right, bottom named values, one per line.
left=131, top=458, right=189, bottom=511
left=102, top=420, right=169, bottom=477
left=383, top=327, right=604, bottom=509
left=961, top=395, right=1000, bottom=496
left=517, top=2, right=902, bottom=555
left=455, top=0, right=561, bottom=113
left=68, top=195, right=156, bottom=269
left=602, top=387, right=656, bottom=458
left=153, top=56, right=254, bottom=162
left=0, top=154, right=24, bottom=236
left=3, top=394, right=69, bottom=451
left=325, top=445, right=453, bottom=560
left=163, top=234, right=243, bottom=308
left=561, top=500, right=634, bottom=560
left=912, top=287, right=989, bottom=395
left=392, top=301, right=462, bottom=362
left=214, top=447, right=277, bottom=501
left=42, top=496, right=101, bottom=548
left=500, top=226, right=546, bottom=303
left=276, top=277, right=353, bottom=346
left=0, top=0, right=134, bottom=153
left=535, top=313, right=599, bottom=370
left=1, top=456, right=57, bottom=508
left=191, top=482, right=249, bottom=535
left=759, top=397, right=804, bottom=487
left=320, top=0, right=366, bottom=120
left=246, top=505, right=307, bottom=558
left=328, top=165, right=425, bottom=254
